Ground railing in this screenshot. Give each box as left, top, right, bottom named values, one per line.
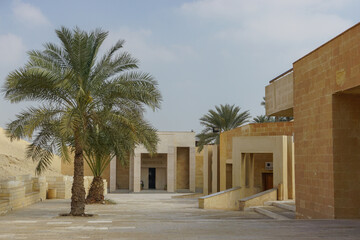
left=269, top=68, right=293, bottom=83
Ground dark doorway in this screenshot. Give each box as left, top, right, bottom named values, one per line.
left=262, top=173, right=273, bottom=191
left=149, top=168, right=156, bottom=189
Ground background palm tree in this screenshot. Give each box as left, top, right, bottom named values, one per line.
left=252, top=115, right=275, bottom=123
left=3, top=27, right=161, bottom=215
left=84, top=118, right=158, bottom=204
left=196, top=104, right=250, bottom=152
left=259, top=96, right=293, bottom=122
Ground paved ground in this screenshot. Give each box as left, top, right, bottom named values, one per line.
left=1, top=193, right=360, bottom=239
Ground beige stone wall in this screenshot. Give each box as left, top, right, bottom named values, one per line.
left=226, top=164, right=232, bottom=189
left=265, top=71, right=294, bottom=117
left=232, top=136, right=291, bottom=200
left=61, top=156, right=94, bottom=177
left=293, top=23, right=360, bottom=219
left=136, top=132, right=195, bottom=154
left=62, top=153, right=114, bottom=189
left=141, top=153, right=167, bottom=190
left=116, top=163, right=129, bottom=189
left=332, top=95, right=360, bottom=218
left=253, top=153, right=273, bottom=190
left=219, top=122, right=293, bottom=191
left=195, top=149, right=203, bottom=192
left=198, top=186, right=259, bottom=210
left=0, top=175, right=47, bottom=215
left=46, top=175, right=107, bottom=199
left=176, top=147, right=189, bottom=190
left=238, top=188, right=277, bottom=211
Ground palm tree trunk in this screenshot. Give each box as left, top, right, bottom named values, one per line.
left=86, top=176, right=104, bottom=204
left=70, top=138, right=86, bottom=216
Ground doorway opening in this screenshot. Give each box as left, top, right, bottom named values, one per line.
left=149, top=168, right=156, bottom=189
left=262, top=172, right=273, bottom=191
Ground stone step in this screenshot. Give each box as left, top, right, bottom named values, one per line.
left=272, top=201, right=295, bottom=212
left=253, top=206, right=293, bottom=220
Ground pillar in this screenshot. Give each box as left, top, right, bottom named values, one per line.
left=240, top=153, right=246, bottom=188
left=273, top=136, right=288, bottom=200
left=287, top=136, right=295, bottom=199
left=189, top=147, right=196, bottom=192
left=130, top=152, right=141, bottom=192
left=249, top=153, right=255, bottom=189
left=109, top=157, right=116, bottom=192
left=167, top=146, right=177, bottom=192
left=203, top=146, right=209, bottom=195
left=232, top=144, right=241, bottom=188
left=212, top=145, right=218, bottom=193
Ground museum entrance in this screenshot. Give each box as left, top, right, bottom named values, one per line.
left=141, top=153, right=167, bottom=190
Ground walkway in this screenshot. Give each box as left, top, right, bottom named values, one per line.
left=0, top=193, right=359, bottom=239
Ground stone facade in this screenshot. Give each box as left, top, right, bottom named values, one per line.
left=219, top=122, right=294, bottom=192
left=266, top=23, right=360, bottom=219
left=293, top=23, right=360, bottom=219
left=109, top=131, right=196, bottom=193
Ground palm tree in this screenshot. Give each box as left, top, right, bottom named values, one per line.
left=252, top=115, right=275, bottom=123
left=196, top=104, right=250, bottom=152
left=84, top=118, right=158, bottom=204
left=261, top=96, right=266, bottom=108
left=3, top=27, right=161, bottom=215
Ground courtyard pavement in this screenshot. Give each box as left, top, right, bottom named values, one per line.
left=0, top=193, right=360, bottom=239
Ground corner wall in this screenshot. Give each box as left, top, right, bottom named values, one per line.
left=293, top=22, right=360, bottom=219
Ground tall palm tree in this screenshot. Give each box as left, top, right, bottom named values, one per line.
left=3, top=27, right=161, bottom=215
left=84, top=118, right=158, bottom=204
left=196, top=104, right=250, bottom=152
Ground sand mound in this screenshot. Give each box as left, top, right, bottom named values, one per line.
left=0, top=127, right=62, bottom=181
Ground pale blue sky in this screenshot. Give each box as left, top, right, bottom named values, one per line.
left=0, top=0, right=359, bottom=133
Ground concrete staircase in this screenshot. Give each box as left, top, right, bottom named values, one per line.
left=252, top=200, right=295, bottom=220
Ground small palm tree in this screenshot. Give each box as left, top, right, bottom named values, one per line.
left=3, top=27, right=161, bottom=215
left=196, top=104, right=250, bottom=152
left=84, top=119, right=158, bottom=204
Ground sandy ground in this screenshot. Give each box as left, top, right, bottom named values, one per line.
left=0, top=127, right=62, bottom=181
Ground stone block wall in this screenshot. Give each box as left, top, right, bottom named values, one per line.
left=0, top=175, right=108, bottom=215
left=0, top=175, right=47, bottom=215
left=219, top=122, right=293, bottom=191
left=176, top=147, right=190, bottom=190
left=46, top=176, right=107, bottom=199
left=195, top=149, right=203, bottom=192
left=293, top=23, right=360, bottom=219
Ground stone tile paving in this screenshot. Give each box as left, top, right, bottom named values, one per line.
left=0, top=193, right=359, bottom=239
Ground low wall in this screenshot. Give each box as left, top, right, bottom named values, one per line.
left=238, top=188, right=277, bottom=211
left=199, top=186, right=261, bottom=210
left=0, top=175, right=108, bottom=215
left=199, top=187, right=242, bottom=210
left=0, top=175, right=47, bottom=215
left=46, top=176, right=108, bottom=199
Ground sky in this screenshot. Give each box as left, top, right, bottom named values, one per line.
left=0, top=0, right=359, bottom=133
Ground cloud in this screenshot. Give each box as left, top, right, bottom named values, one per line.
left=180, top=0, right=354, bottom=46
left=0, top=33, right=25, bottom=68
left=103, top=27, right=197, bottom=65
left=12, top=0, right=50, bottom=27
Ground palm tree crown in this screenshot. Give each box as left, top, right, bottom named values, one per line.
left=196, top=104, right=250, bottom=152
